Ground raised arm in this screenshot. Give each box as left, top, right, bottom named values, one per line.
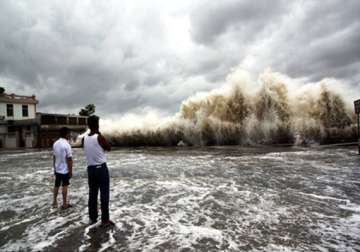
left=98, top=133, right=111, bottom=151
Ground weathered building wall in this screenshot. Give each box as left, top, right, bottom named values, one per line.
left=5, top=134, right=17, bottom=148
left=0, top=93, right=88, bottom=149
left=36, top=113, right=87, bottom=148
left=0, top=93, right=39, bottom=149
left=0, top=103, right=36, bottom=120
left=0, top=124, right=38, bottom=149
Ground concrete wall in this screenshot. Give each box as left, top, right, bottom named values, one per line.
left=0, top=103, right=5, bottom=120
left=0, top=125, right=37, bottom=149
left=25, top=133, right=35, bottom=148
left=0, top=135, right=4, bottom=148
left=0, top=125, right=7, bottom=148
left=0, top=125, right=6, bottom=134
left=5, top=134, right=17, bottom=148
left=0, top=103, right=36, bottom=120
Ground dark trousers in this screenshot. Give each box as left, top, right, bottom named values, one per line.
left=87, top=163, right=110, bottom=222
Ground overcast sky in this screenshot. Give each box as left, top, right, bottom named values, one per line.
left=1, top=0, right=359, bottom=118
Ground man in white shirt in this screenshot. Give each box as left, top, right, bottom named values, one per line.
left=53, top=127, right=73, bottom=209
left=82, top=115, right=114, bottom=226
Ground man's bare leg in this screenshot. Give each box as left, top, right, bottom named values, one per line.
left=62, top=185, right=68, bottom=208
left=53, top=187, right=59, bottom=208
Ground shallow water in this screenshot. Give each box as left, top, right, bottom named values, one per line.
left=0, top=146, right=360, bottom=252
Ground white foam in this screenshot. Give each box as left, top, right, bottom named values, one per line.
left=2, top=148, right=360, bottom=251
left=98, top=229, right=116, bottom=252
left=299, top=192, right=350, bottom=205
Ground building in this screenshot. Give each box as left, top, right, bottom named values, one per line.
left=36, top=113, right=87, bottom=148
left=0, top=90, right=88, bottom=149
left=0, top=93, right=38, bottom=148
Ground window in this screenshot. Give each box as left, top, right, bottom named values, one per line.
left=22, top=105, right=29, bottom=117
left=69, top=117, right=77, bottom=125
left=7, top=104, right=13, bottom=117
left=41, top=115, right=57, bottom=124
left=57, top=116, right=67, bottom=124
left=8, top=126, right=16, bottom=132
left=79, top=118, right=87, bottom=125
left=7, top=126, right=16, bottom=137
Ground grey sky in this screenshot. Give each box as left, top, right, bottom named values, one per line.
left=0, top=0, right=359, bottom=118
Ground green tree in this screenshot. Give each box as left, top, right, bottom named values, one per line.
left=0, top=87, right=4, bottom=94
left=79, top=104, right=96, bottom=116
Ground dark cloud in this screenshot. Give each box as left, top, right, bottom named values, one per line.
left=0, top=0, right=359, bottom=118
left=190, top=0, right=290, bottom=44
left=279, top=1, right=360, bottom=82
left=189, top=0, right=360, bottom=86
left=0, top=0, right=179, bottom=115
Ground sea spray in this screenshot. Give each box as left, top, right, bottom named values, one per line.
left=106, top=69, right=356, bottom=146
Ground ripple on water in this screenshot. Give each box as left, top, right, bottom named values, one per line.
left=0, top=147, right=360, bottom=251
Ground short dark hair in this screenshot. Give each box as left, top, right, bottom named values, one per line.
left=87, top=115, right=99, bottom=129
left=60, top=127, right=70, bottom=138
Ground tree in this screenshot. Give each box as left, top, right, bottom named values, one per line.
left=79, top=104, right=96, bottom=116
left=0, top=87, right=4, bottom=94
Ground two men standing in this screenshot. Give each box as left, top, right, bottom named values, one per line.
left=52, top=115, right=114, bottom=226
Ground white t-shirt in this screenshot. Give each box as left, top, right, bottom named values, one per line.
left=83, top=134, right=107, bottom=166
left=53, top=138, right=72, bottom=174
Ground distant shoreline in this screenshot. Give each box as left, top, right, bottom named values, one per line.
left=0, top=142, right=357, bottom=154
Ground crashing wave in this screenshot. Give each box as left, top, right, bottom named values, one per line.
left=107, top=69, right=356, bottom=146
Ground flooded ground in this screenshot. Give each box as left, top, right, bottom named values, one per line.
left=0, top=146, right=360, bottom=251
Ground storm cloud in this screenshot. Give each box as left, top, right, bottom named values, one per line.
left=0, top=0, right=359, bottom=117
